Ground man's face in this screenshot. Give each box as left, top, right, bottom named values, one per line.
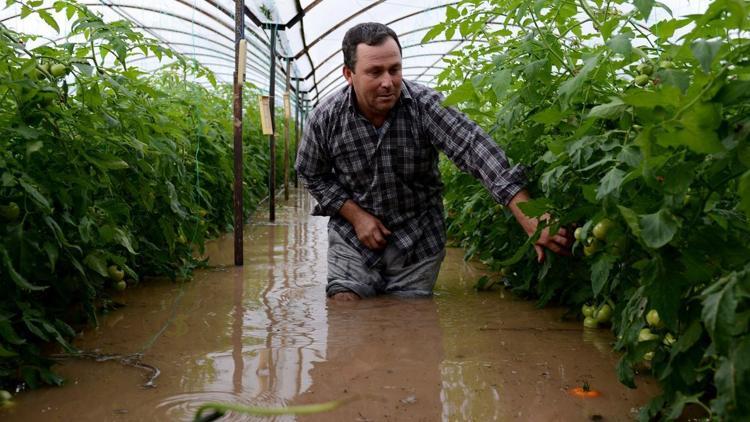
left=343, top=37, right=402, bottom=119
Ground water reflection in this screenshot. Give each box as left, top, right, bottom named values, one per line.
left=0, top=189, right=658, bottom=422
left=295, top=297, right=444, bottom=422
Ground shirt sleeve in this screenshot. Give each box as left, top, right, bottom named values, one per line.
left=420, top=88, right=526, bottom=206
left=294, top=109, right=351, bottom=216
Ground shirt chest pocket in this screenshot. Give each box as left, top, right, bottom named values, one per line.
left=391, top=136, right=435, bottom=179
left=329, top=129, right=374, bottom=189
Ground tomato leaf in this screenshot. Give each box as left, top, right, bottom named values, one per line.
left=0, top=247, right=47, bottom=291
left=638, top=209, right=678, bottom=249
left=83, top=252, right=109, bottom=277
left=558, top=54, right=599, bottom=108
left=0, top=344, right=18, bottom=357
left=588, top=97, right=627, bottom=120
left=0, top=319, right=27, bottom=345
left=660, top=103, right=723, bottom=154
left=655, top=70, right=690, bottom=93
left=591, top=254, right=616, bottom=297
left=421, top=24, right=444, bottom=44
left=606, top=32, right=633, bottom=58
left=443, top=80, right=477, bottom=106
left=633, top=0, right=655, bottom=20
left=623, top=85, right=681, bottom=109
left=617, top=356, right=636, bottom=388
left=446, top=5, right=459, bottom=19
left=166, top=181, right=188, bottom=218
left=37, top=9, right=59, bottom=33
left=491, top=69, right=512, bottom=100
left=665, top=392, right=706, bottom=420
left=701, top=273, right=738, bottom=355
left=516, top=197, right=552, bottom=218
left=596, top=167, right=626, bottom=199
left=19, top=177, right=52, bottom=214
left=651, top=18, right=691, bottom=40
left=691, top=39, right=723, bottom=73
left=738, top=170, right=750, bottom=220
left=714, top=80, right=750, bottom=106
left=531, top=107, right=569, bottom=125
left=599, top=17, right=620, bottom=41
left=618, top=205, right=642, bottom=238
left=42, top=241, right=59, bottom=272
left=114, top=227, right=137, bottom=255
left=712, top=335, right=750, bottom=418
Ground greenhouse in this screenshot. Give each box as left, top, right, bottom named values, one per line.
left=1, top=0, right=748, bottom=420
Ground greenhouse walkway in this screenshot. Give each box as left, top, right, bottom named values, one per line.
left=1, top=189, right=658, bottom=421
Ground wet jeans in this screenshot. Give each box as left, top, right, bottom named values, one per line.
left=326, top=229, right=446, bottom=298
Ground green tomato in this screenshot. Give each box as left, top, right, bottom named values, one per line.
left=663, top=333, right=676, bottom=346
left=583, top=316, right=599, bottom=329
left=594, top=304, right=613, bottom=323
left=634, top=74, right=650, bottom=86
left=50, top=63, right=67, bottom=78
left=115, top=280, right=127, bottom=291
left=583, top=239, right=600, bottom=256
left=0, top=390, right=11, bottom=402
left=638, top=328, right=659, bottom=342
left=0, top=202, right=20, bottom=221
left=659, top=60, right=675, bottom=69
left=581, top=304, right=594, bottom=317
left=636, top=63, right=653, bottom=75
left=574, top=227, right=583, bottom=241
left=108, top=264, right=124, bottom=282
left=646, top=309, right=662, bottom=328
left=592, top=219, right=614, bottom=241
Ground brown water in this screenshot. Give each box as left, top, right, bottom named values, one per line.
left=0, top=189, right=658, bottom=421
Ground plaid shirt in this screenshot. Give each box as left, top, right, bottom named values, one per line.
left=295, top=80, right=526, bottom=267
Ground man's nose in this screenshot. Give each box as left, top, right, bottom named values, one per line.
left=379, top=74, right=393, bottom=89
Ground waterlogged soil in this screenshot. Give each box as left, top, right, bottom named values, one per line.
left=1, top=189, right=658, bottom=421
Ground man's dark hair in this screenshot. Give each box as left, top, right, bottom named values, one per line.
left=342, top=23, right=402, bottom=72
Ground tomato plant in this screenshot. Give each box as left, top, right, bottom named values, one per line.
left=435, top=0, right=750, bottom=419
left=1, top=1, right=291, bottom=390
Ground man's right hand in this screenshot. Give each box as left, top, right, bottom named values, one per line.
left=339, top=200, right=392, bottom=250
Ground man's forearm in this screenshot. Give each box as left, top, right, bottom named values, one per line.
left=297, top=172, right=350, bottom=216
left=338, top=199, right=366, bottom=225
left=507, top=189, right=541, bottom=235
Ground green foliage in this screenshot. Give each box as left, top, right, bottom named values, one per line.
left=436, top=0, right=750, bottom=419
left=0, top=1, right=291, bottom=389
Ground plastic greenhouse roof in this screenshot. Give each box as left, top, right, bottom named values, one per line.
left=2, top=0, right=709, bottom=106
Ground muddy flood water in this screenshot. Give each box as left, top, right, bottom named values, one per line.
left=1, top=189, right=658, bottom=421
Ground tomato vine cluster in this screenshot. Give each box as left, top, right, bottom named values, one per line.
left=436, top=0, right=750, bottom=419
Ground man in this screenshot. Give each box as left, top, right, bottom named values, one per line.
left=295, top=23, right=571, bottom=301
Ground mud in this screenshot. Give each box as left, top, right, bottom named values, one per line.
left=0, top=189, right=658, bottom=421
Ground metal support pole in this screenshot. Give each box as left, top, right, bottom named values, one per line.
left=232, top=0, right=245, bottom=266
left=294, top=80, right=300, bottom=188
left=268, top=26, right=277, bottom=222
left=283, top=59, right=291, bottom=201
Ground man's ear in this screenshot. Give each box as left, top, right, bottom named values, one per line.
left=342, top=65, right=353, bottom=85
